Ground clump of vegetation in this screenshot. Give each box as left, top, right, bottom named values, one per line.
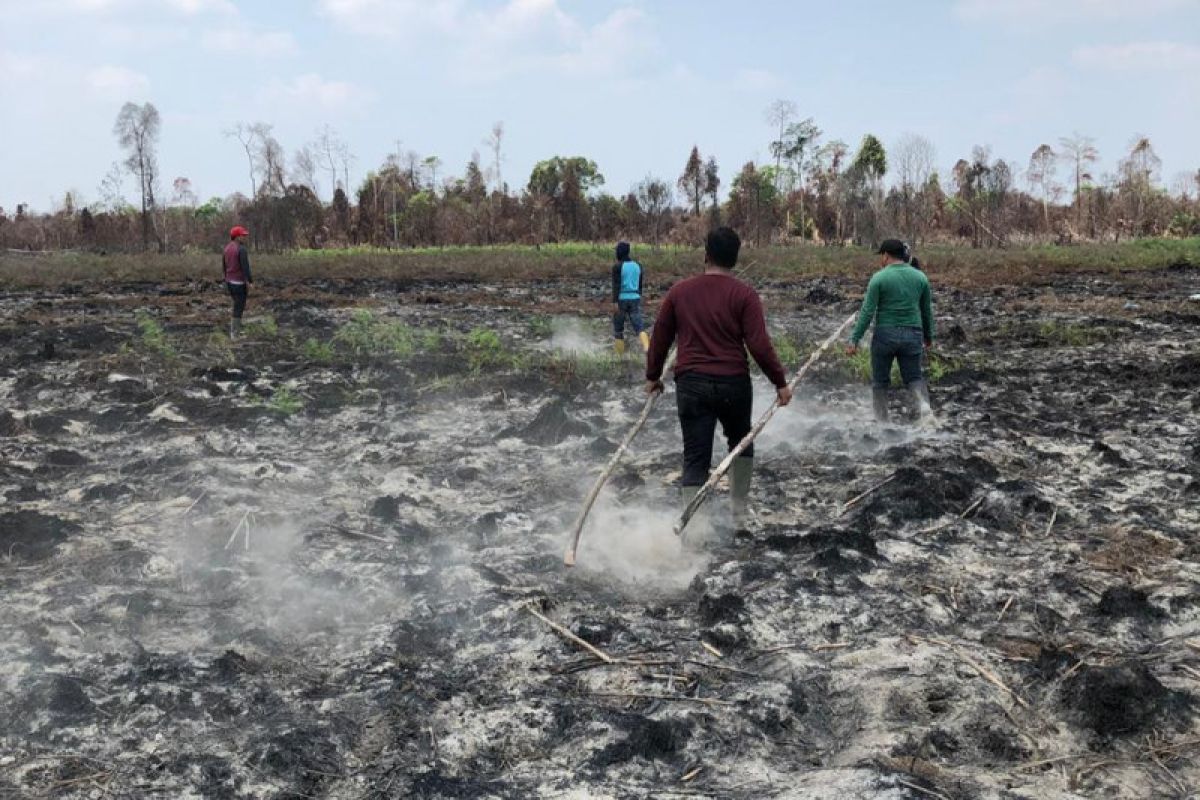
left=772, top=334, right=801, bottom=368
left=528, top=316, right=553, bottom=338
left=465, top=327, right=510, bottom=372
left=266, top=386, right=303, bottom=415
left=303, top=337, right=334, bottom=363
left=1037, top=321, right=1106, bottom=347
left=136, top=313, right=177, bottom=360
left=334, top=309, right=417, bottom=357
left=244, top=315, right=278, bottom=338
left=204, top=329, right=235, bottom=366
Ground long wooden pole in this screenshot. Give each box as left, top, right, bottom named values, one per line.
left=674, top=313, right=856, bottom=538
left=563, top=350, right=676, bottom=566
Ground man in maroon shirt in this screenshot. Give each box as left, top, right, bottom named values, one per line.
left=646, top=227, right=792, bottom=534
left=222, top=226, right=252, bottom=338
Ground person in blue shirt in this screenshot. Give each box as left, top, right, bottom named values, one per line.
left=611, top=241, right=649, bottom=354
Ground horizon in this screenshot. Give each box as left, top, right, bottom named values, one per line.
left=2, top=0, right=1198, bottom=213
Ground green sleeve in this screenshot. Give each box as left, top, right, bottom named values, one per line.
left=920, top=278, right=934, bottom=342
left=850, top=276, right=880, bottom=345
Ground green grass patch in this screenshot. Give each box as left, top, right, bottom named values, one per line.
left=243, top=315, right=278, bottom=338
left=136, top=313, right=177, bottom=360
left=303, top=337, right=334, bottom=363
left=265, top=386, right=303, bottom=415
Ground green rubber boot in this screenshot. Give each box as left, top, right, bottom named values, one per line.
left=730, top=456, right=753, bottom=533
left=872, top=387, right=889, bottom=422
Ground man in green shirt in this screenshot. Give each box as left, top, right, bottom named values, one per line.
left=847, top=239, right=935, bottom=421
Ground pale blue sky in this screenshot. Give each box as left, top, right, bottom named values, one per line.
left=1, top=0, right=1198, bottom=211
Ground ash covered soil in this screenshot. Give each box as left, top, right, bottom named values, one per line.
left=2, top=261, right=1200, bottom=799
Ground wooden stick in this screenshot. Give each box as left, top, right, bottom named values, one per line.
left=681, top=767, right=703, bottom=783
left=590, top=692, right=735, bottom=706
left=997, top=595, right=1015, bottom=622
left=960, top=497, right=984, bottom=519
left=676, top=314, right=855, bottom=537
left=838, top=474, right=898, bottom=516
left=700, top=641, right=724, bottom=659
left=911, top=636, right=1030, bottom=709
left=224, top=510, right=250, bottom=550
left=894, top=778, right=949, bottom=800
left=564, top=352, right=674, bottom=566
left=525, top=604, right=614, bottom=664
left=1044, top=508, right=1058, bottom=537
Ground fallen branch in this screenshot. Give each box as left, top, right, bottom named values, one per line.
left=589, top=692, right=734, bottom=706
left=677, top=314, right=856, bottom=537
left=838, top=474, right=898, bottom=516
left=910, top=636, right=1030, bottom=709
left=563, top=358, right=672, bottom=566
left=960, top=497, right=984, bottom=519
left=525, top=604, right=614, bottom=664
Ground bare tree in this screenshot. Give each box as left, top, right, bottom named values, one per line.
left=422, top=156, right=442, bottom=193
left=338, top=142, right=356, bottom=196
left=635, top=176, right=673, bottom=246
left=314, top=125, right=344, bottom=199
left=114, top=101, right=163, bottom=251
left=171, top=177, right=197, bottom=208
left=679, top=146, right=705, bottom=216
left=893, top=133, right=936, bottom=245
left=292, top=145, right=319, bottom=196
left=764, top=99, right=797, bottom=192
left=225, top=123, right=258, bottom=198
left=97, top=161, right=127, bottom=213
left=1026, top=144, right=1058, bottom=233
left=1119, top=136, right=1162, bottom=237
left=703, top=157, right=721, bottom=223
left=486, top=121, right=505, bottom=192
left=1058, top=133, right=1099, bottom=234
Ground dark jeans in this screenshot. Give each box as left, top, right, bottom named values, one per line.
left=227, top=282, right=248, bottom=319
left=870, top=326, right=924, bottom=388
left=612, top=299, right=644, bottom=337
left=676, top=372, right=753, bottom=487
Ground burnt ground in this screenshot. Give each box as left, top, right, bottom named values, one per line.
left=1, top=261, right=1199, bottom=799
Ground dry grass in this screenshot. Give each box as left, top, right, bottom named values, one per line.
left=1, top=239, right=1197, bottom=291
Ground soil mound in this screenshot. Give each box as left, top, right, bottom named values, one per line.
left=1065, top=663, right=1183, bottom=736
left=804, top=284, right=843, bottom=305
left=502, top=399, right=591, bottom=445
left=591, top=716, right=691, bottom=767
left=699, top=593, right=746, bottom=625
left=1096, top=586, right=1163, bottom=620
left=0, top=510, right=79, bottom=561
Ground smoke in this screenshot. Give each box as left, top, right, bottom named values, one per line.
left=169, top=507, right=409, bottom=653
left=541, top=316, right=606, bottom=355
left=571, top=493, right=708, bottom=592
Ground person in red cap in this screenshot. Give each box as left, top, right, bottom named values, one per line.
left=222, top=226, right=252, bottom=337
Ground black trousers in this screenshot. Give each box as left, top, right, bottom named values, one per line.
left=227, top=282, right=248, bottom=319
left=676, top=372, right=754, bottom=487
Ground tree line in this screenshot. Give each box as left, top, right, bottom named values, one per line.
left=2, top=98, right=1198, bottom=254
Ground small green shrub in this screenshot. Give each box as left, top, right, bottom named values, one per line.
left=773, top=334, right=800, bottom=368
left=420, top=330, right=442, bottom=352
left=244, top=315, right=278, bottom=337
left=303, top=338, right=334, bottom=363
left=136, top=313, right=177, bottom=360
left=465, top=327, right=508, bottom=371
left=205, top=329, right=235, bottom=366
left=266, top=386, right=303, bottom=415
left=334, top=309, right=417, bottom=357
left=1037, top=321, right=1104, bottom=347
left=528, top=316, right=553, bottom=338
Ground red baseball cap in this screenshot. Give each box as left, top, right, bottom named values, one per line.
left=230, top=226, right=250, bottom=239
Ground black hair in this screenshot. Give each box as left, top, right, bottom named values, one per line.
left=705, top=226, right=740, bottom=269
left=909, top=255, right=922, bottom=271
